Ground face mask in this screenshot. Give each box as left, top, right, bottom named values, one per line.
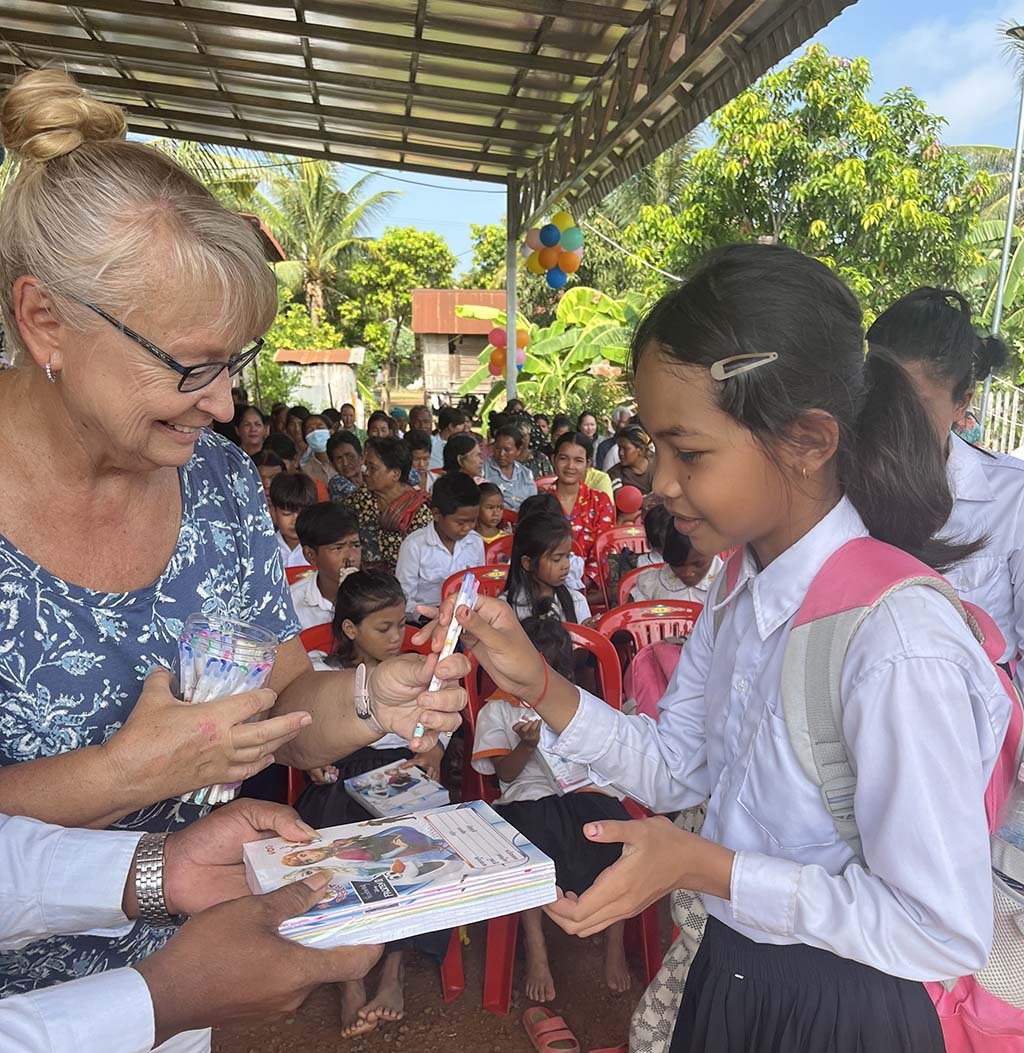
left=307, top=429, right=330, bottom=454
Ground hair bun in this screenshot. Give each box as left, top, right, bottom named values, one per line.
left=1, top=69, right=126, bottom=162
left=975, top=334, right=1009, bottom=380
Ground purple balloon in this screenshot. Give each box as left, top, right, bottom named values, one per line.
left=539, top=223, right=561, bottom=247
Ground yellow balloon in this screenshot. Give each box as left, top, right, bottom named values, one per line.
left=551, top=210, right=574, bottom=232
left=526, top=251, right=545, bottom=275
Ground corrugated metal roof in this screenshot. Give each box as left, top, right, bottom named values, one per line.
left=273, top=347, right=365, bottom=365
left=1, top=0, right=857, bottom=229
left=411, top=288, right=505, bottom=335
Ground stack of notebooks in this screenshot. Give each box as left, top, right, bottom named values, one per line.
left=344, top=759, right=450, bottom=819
left=244, top=800, right=557, bottom=946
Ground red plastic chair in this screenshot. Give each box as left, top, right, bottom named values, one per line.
left=475, top=625, right=661, bottom=1015
left=535, top=474, right=556, bottom=489
left=593, top=525, right=650, bottom=608
left=441, top=565, right=508, bottom=601
left=617, top=562, right=666, bottom=606
left=596, top=600, right=704, bottom=650
left=484, top=533, right=515, bottom=565
left=285, top=564, right=313, bottom=585
left=500, top=507, right=518, bottom=527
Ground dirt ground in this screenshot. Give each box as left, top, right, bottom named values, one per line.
left=214, top=914, right=665, bottom=1053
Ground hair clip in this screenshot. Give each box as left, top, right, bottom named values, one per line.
left=709, top=352, right=778, bottom=381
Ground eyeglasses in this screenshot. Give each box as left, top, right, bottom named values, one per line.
left=73, top=299, right=264, bottom=393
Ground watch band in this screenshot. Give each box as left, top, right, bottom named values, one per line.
left=133, top=832, right=177, bottom=926
left=354, top=663, right=385, bottom=735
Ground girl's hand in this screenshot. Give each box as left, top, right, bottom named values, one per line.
left=103, top=668, right=312, bottom=802
left=543, top=817, right=735, bottom=938
left=307, top=765, right=339, bottom=785
left=413, top=595, right=547, bottom=705
left=370, top=652, right=470, bottom=751
left=402, top=744, right=444, bottom=781
left=513, top=719, right=542, bottom=746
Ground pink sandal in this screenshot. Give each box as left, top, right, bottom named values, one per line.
left=523, top=1006, right=581, bottom=1053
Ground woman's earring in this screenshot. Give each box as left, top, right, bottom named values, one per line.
left=45, top=362, right=56, bottom=384
left=801, top=466, right=809, bottom=480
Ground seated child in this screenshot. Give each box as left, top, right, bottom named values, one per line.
left=289, top=502, right=362, bottom=630
left=269, top=471, right=317, bottom=569
left=472, top=617, right=632, bottom=1001
left=405, top=428, right=434, bottom=492
left=628, top=504, right=721, bottom=604
left=477, top=481, right=508, bottom=545
left=295, top=569, right=448, bottom=1039
left=502, top=508, right=590, bottom=623
left=251, top=449, right=284, bottom=507
left=395, top=473, right=484, bottom=621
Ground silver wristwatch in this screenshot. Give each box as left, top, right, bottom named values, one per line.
left=354, top=663, right=385, bottom=735
left=134, top=832, right=179, bottom=926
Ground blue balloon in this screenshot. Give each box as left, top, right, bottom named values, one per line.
left=516, top=362, right=524, bottom=372
left=560, top=226, right=584, bottom=252
left=539, top=223, right=561, bottom=247
left=546, top=266, right=568, bottom=289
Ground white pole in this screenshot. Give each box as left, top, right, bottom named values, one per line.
left=982, top=64, right=1024, bottom=426
left=505, top=181, right=518, bottom=404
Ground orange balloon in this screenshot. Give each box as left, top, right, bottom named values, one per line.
left=538, top=246, right=560, bottom=270
left=515, top=329, right=530, bottom=349
left=489, top=346, right=507, bottom=370
left=558, top=250, right=581, bottom=274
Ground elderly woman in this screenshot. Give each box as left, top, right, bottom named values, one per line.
left=342, top=436, right=432, bottom=572
left=0, top=70, right=465, bottom=1042
left=482, top=425, right=537, bottom=510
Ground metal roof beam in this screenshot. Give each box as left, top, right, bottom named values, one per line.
left=443, top=0, right=645, bottom=26
left=0, top=26, right=571, bottom=116
left=28, top=0, right=602, bottom=76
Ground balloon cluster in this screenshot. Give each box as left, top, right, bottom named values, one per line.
left=487, top=324, right=529, bottom=377
left=522, top=210, right=584, bottom=289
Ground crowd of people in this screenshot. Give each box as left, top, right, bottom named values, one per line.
left=2, top=66, right=1024, bottom=1053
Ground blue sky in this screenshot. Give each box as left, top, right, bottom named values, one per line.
left=346, top=0, right=1024, bottom=272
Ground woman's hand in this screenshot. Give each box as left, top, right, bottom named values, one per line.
left=543, top=816, right=734, bottom=938
left=412, top=595, right=547, bottom=705
left=370, top=652, right=470, bottom=752
left=103, top=667, right=312, bottom=803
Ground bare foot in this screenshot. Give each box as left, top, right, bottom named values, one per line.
left=360, top=952, right=405, bottom=1025
left=524, top=949, right=557, bottom=1003
left=339, top=980, right=376, bottom=1038
left=604, top=926, right=631, bottom=994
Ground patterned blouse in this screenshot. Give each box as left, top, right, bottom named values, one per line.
left=541, top=480, right=615, bottom=584
left=0, top=431, right=300, bottom=996
left=342, top=485, right=433, bottom=574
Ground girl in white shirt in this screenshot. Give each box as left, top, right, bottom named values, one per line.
left=627, top=504, right=722, bottom=604
left=867, top=287, right=1024, bottom=665
left=422, top=244, right=1012, bottom=1053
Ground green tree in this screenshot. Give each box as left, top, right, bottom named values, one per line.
left=257, top=161, right=397, bottom=327
left=339, top=226, right=456, bottom=407
left=461, top=222, right=507, bottom=289
left=643, top=45, right=989, bottom=315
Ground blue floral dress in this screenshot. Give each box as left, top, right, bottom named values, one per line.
left=0, top=430, right=300, bottom=995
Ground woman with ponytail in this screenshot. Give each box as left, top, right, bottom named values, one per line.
left=868, top=287, right=1024, bottom=664
left=418, top=244, right=1012, bottom=1052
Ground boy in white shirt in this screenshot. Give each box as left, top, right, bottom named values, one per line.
left=289, top=503, right=362, bottom=630
left=395, top=474, right=484, bottom=620
left=269, top=471, right=318, bottom=569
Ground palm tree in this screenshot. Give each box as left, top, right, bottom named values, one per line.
left=598, top=136, right=698, bottom=227
left=150, top=139, right=264, bottom=211
left=256, top=161, right=397, bottom=327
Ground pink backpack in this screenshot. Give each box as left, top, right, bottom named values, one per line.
left=716, top=538, right=1024, bottom=1050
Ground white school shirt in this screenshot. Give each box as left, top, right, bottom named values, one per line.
left=941, top=434, right=1024, bottom=662
left=288, top=570, right=335, bottom=631
left=276, top=532, right=309, bottom=569
left=0, top=813, right=156, bottom=1051
left=541, top=497, right=1011, bottom=982
left=628, top=556, right=723, bottom=604
left=395, top=523, right=485, bottom=618
left=505, top=588, right=591, bottom=624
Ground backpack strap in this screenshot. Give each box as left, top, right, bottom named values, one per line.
left=781, top=538, right=984, bottom=866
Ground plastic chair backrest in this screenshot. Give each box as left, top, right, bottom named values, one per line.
left=535, top=474, right=556, bottom=489
left=285, top=564, right=313, bottom=585
left=484, top=534, right=515, bottom=565
left=565, top=622, right=623, bottom=710
left=299, top=622, right=334, bottom=654
left=442, top=565, right=508, bottom=601
left=617, top=562, right=666, bottom=606
left=596, top=600, right=704, bottom=651
left=593, top=525, right=650, bottom=606
left=460, top=654, right=501, bottom=806
left=500, top=508, right=518, bottom=527
left=402, top=624, right=433, bottom=655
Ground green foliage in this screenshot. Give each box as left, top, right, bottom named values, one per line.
left=338, top=226, right=456, bottom=403
left=461, top=223, right=508, bottom=289
left=458, top=287, right=641, bottom=421
left=620, top=45, right=991, bottom=315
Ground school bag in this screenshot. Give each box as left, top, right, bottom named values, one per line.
left=631, top=537, right=1024, bottom=1052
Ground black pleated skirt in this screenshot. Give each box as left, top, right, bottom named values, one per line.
left=494, top=793, right=631, bottom=896
left=669, top=916, right=946, bottom=1053
left=294, top=745, right=413, bottom=829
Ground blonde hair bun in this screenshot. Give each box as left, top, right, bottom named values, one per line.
left=1, top=69, right=127, bottom=162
